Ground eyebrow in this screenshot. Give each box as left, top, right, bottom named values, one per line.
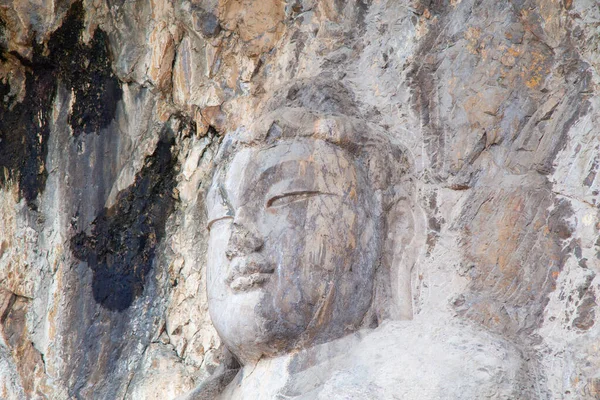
left=265, top=190, right=335, bottom=207
left=206, top=215, right=233, bottom=232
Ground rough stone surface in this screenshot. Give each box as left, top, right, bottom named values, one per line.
left=0, top=0, right=598, bottom=398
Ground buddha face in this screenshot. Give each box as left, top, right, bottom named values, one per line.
left=206, top=138, right=381, bottom=364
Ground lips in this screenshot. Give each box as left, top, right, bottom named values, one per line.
left=227, top=255, right=274, bottom=292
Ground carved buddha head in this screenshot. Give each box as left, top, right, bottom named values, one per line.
left=205, top=80, right=417, bottom=365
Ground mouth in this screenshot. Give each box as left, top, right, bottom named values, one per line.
left=230, top=272, right=272, bottom=292
left=227, top=256, right=274, bottom=292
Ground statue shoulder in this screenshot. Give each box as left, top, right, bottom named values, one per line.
left=184, top=318, right=527, bottom=399
left=314, top=318, right=526, bottom=400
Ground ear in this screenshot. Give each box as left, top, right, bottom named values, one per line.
left=381, top=194, right=425, bottom=320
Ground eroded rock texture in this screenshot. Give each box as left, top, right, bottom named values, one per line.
left=0, top=0, right=598, bottom=398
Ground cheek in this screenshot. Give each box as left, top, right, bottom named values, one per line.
left=263, top=205, right=327, bottom=311
left=262, top=203, right=307, bottom=262
left=302, top=198, right=357, bottom=273
left=264, top=198, right=359, bottom=279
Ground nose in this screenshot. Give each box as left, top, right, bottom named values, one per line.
left=225, top=206, right=264, bottom=259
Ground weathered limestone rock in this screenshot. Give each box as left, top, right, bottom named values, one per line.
left=0, top=0, right=598, bottom=398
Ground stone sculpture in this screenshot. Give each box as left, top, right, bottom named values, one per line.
left=2, top=1, right=599, bottom=398
left=184, top=81, right=527, bottom=399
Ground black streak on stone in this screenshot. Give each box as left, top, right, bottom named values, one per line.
left=356, top=0, right=373, bottom=29
left=0, top=0, right=122, bottom=207
left=47, top=1, right=122, bottom=136
left=0, top=50, right=55, bottom=208
left=0, top=18, right=7, bottom=61
left=71, top=138, right=177, bottom=311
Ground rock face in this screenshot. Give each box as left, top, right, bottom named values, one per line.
left=0, top=0, right=599, bottom=399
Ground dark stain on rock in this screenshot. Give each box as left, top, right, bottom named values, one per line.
left=287, top=30, right=306, bottom=77
left=573, top=290, right=596, bottom=331
left=0, top=18, right=7, bottom=61
left=356, top=0, right=373, bottom=29
left=576, top=273, right=594, bottom=300
left=0, top=0, right=121, bottom=207
left=0, top=53, right=55, bottom=207
left=193, top=8, right=221, bottom=38
left=425, top=191, right=441, bottom=253
left=426, top=216, right=442, bottom=253
left=583, top=155, right=598, bottom=187
left=548, top=198, right=575, bottom=240
left=71, top=138, right=177, bottom=311
left=106, top=0, right=126, bottom=10
left=47, top=0, right=122, bottom=136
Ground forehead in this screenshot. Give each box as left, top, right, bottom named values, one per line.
left=208, top=138, right=359, bottom=206
left=230, top=138, right=351, bottom=178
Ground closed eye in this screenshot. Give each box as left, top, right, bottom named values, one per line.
left=207, top=216, right=233, bottom=232
left=266, top=191, right=332, bottom=208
